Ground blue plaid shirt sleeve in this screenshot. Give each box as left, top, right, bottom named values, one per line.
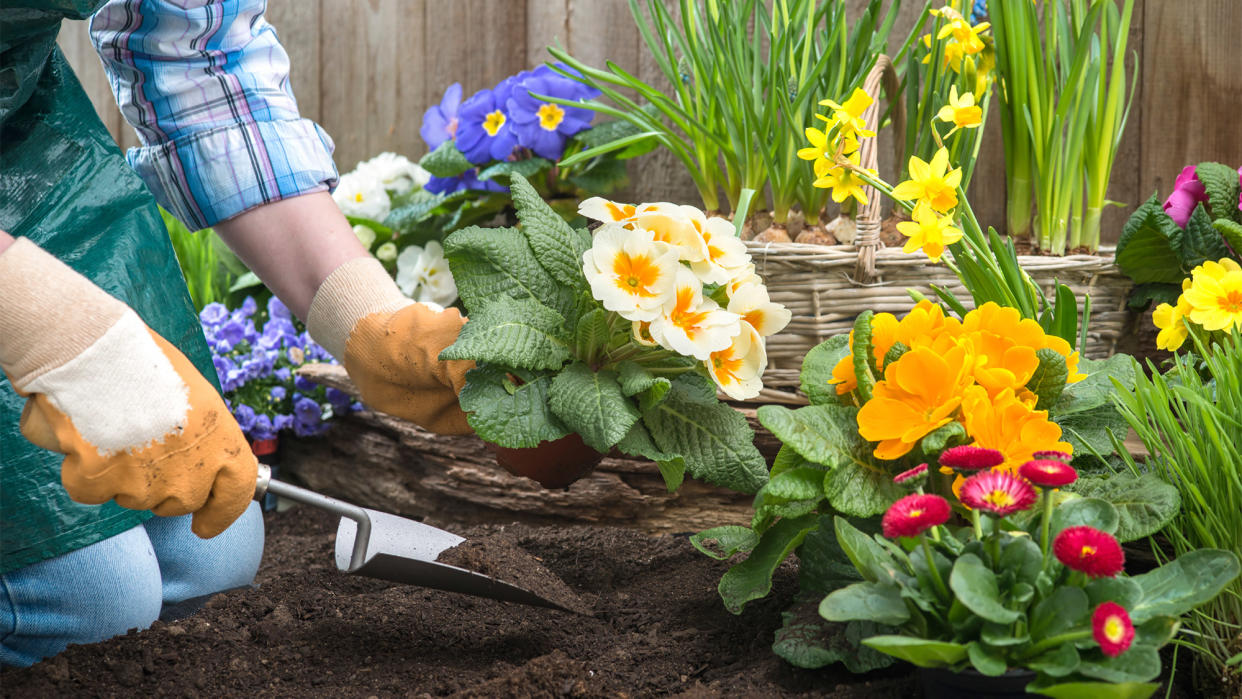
left=90, top=0, right=339, bottom=229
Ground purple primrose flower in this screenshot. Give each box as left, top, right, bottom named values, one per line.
left=1163, top=165, right=1210, bottom=228
left=506, top=64, right=598, bottom=160
left=455, top=86, right=520, bottom=165
left=420, top=83, right=463, bottom=151
left=425, top=169, right=507, bottom=196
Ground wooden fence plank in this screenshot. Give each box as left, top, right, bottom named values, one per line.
left=527, top=0, right=568, bottom=68
left=55, top=20, right=124, bottom=146
left=1139, top=0, right=1242, bottom=206
left=264, top=0, right=322, bottom=129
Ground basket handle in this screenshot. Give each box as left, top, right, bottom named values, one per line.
left=853, top=54, right=903, bottom=283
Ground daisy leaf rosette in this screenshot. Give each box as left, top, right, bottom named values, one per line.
left=440, top=175, right=790, bottom=494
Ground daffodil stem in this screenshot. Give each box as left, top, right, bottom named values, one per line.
left=921, top=534, right=951, bottom=602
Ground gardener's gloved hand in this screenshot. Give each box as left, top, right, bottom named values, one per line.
left=306, top=257, right=473, bottom=435
left=0, top=238, right=257, bottom=538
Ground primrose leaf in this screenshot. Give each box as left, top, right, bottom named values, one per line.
left=763, top=466, right=827, bottom=502
left=756, top=404, right=868, bottom=469
left=644, top=377, right=767, bottom=494
left=718, top=514, right=818, bottom=613
left=1180, top=203, right=1233, bottom=270
left=1055, top=404, right=1130, bottom=460
left=690, top=525, right=759, bottom=560
left=1067, top=473, right=1181, bottom=542
left=1028, top=348, right=1069, bottom=410
left=458, top=366, right=569, bottom=448
left=799, top=334, right=851, bottom=405
left=508, top=174, right=592, bottom=291
left=796, top=514, right=867, bottom=593
left=477, top=157, right=550, bottom=182
left=1053, top=355, right=1137, bottom=417
left=1196, top=162, right=1242, bottom=225
left=769, top=444, right=810, bottom=479
left=616, top=360, right=672, bottom=398
left=616, top=421, right=684, bottom=492
left=440, top=296, right=570, bottom=371
left=1214, top=218, right=1242, bottom=252
left=1115, top=194, right=1185, bottom=284
left=1050, top=498, right=1120, bottom=537
left=772, top=596, right=894, bottom=672
left=548, top=362, right=639, bottom=453
left=1125, top=283, right=1181, bottom=311
left=570, top=308, right=611, bottom=364
left=443, top=225, right=573, bottom=317
left=819, top=582, right=909, bottom=625
left=419, top=140, right=473, bottom=178
left=822, top=461, right=904, bottom=518
left=920, top=421, right=967, bottom=454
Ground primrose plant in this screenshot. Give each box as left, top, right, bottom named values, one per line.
left=438, top=174, right=790, bottom=493
left=820, top=449, right=1239, bottom=697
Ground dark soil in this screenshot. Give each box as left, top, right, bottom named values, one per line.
left=436, top=534, right=593, bottom=616
left=2, top=505, right=917, bottom=698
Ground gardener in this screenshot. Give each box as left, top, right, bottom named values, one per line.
left=0, top=0, right=472, bottom=667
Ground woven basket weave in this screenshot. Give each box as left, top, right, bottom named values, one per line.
left=745, top=56, right=1131, bottom=402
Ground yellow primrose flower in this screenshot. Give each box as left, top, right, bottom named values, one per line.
left=706, top=323, right=767, bottom=401
left=1152, top=293, right=1193, bottom=351
left=649, top=267, right=742, bottom=361
left=1182, top=259, right=1242, bottom=332
left=895, top=203, right=963, bottom=262
left=891, top=147, right=962, bottom=213
left=817, top=88, right=876, bottom=140
left=813, top=152, right=874, bottom=206
left=582, top=223, right=679, bottom=322
left=937, top=85, right=983, bottom=134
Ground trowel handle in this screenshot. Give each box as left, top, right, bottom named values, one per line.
left=254, top=464, right=374, bottom=571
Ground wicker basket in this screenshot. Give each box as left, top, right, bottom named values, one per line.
left=746, top=57, right=1131, bottom=400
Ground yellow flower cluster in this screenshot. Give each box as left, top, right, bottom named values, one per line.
left=1152, top=258, right=1242, bottom=350
left=830, top=301, right=1081, bottom=468
left=796, top=88, right=877, bottom=206
left=923, top=6, right=992, bottom=82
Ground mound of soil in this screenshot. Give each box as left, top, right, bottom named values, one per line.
left=2, top=506, right=916, bottom=698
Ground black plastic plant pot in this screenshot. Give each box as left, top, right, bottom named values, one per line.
left=488, top=433, right=605, bottom=489
left=918, top=667, right=1039, bottom=698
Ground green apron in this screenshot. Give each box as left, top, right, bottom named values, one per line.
left=1, top=0, right=217, bottom=573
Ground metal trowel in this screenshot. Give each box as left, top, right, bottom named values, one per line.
left=254, top=464, right=581, bottom=613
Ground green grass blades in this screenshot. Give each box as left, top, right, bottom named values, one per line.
left=1112, top=330, right=1242, bottom=685
left=161, top=207, right=241, bottom=311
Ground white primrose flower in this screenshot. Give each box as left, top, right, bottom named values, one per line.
left=352, top=224, right=377, bottom=250
left=635, top=204, right=709, bottom=263
left=727, top=264, right=764, bottom=296
left=395, top=245, right=424, bottom=296
left=582, top=223, right=679, bottom=322
left=727, top=282, right=792, bottom=337
left=410, top=241, right=458, bottom=307
left=356, top=152, right=430, bottom=194
left=649, top=267, right=742, bottom=361
left=579, top=196, right=638, bottom=223
left=375, top=242, right=398, bottom=263
left=690, top=216, right=751, bottom=285
left=333, top=170, right=391, bottom=221
left=706, top=322, right=767, bottom=401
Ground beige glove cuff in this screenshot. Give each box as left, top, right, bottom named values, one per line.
left=0, top=238, right=127, bottom=389
left=306, top=256, right=412, bottom=361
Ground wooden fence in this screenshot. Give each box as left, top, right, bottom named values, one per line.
left=57, top=0, right=1242, bottom=242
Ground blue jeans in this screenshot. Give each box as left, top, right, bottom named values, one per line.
left=0, top=502, right=264, bottom=667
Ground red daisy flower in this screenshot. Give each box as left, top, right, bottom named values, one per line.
left=939, top=445, right=1005, bottom=471
left=1019, top=459, right=1079, bottom=488
left=893, top=463, right=929, bottom=486
left=882, top=494, right=951, bottom=538
left=1032, top=450, right=1072, bottom=463
left=958, top=470, right=1037, bottom=516
left=1054, top=526, right=1125, bottom=578
left=1092, top=601, right=1135, bottom=657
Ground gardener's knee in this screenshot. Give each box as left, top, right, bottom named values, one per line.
left=0, top=525, right=163, bottom=668
left=144, top=501, right=264, bottom=615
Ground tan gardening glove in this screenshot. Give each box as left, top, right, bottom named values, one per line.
left=306, top=257, right=473, bottom=435
left=0, top=238, right=257, bottom=538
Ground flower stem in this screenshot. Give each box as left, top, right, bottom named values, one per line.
left=921, top=533, right=951, bottom=602
left=1021, top=629, right=1092, bottom=660
left=1040, top=488, right=1054, bottom=569
left=972, top=508, right=983, bottom=541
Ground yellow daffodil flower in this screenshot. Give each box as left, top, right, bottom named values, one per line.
left=817, top=88, right=876, bottom=140
left=891, top=147, right=962, bottom=213
left=937, top=85, right=983, bottom=135
left=813, top=152, right=874, bottom=206
left=896, top=203, right=963, bottom=262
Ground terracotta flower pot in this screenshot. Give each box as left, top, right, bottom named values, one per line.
left=488, top=433, right=605, bottom=489
left=918, top=667, right=1038, bottom=698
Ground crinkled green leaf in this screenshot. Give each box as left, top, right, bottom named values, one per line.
left=571, top=308, right=611, bottom=364
left=548, top=362, right=638, bottom=452
left=883, top=341, right=910, bottom=371
left=1125, top=283, right=1181, bottom=311
left=718, top=514, right=818, bottom=613
left=850, top=311, right=877, bottom=402
left=772, top=596, right=894, bottom=672
left=443, top=225, right=572, bottom=317
left=615, top=420, right=685, bottom=492
left=822, top=461, right=904, bottom=518
left=1067, top=473, right=1180, bottom=542
left=1214, top=217, right=1242, bottom=252
left=617, top=360, right=672, bottom=398
left=1128, top=549, right=1241, bottom=623
left=644, top=376, right=766, bottom=493
left=477, top=157, right=550, bottom=182
left=769, top=444, right=810, bottom=478
left=1053, top=355, right=1137, bottom=417
left=950, top=554, right=1021, bottom=624
left=756, top=404, right=868, bottom=469
left=1180, top=202, right=1233, bottom=270
left=419, top=140, right=473, bottom=178
left=1029, top=348, right=1069, bottom=410
left=1196, top=162, right=1242, bottom=224
left=920, top=421, right=967, bottom=454
left=800, top=334, right=851, bottom=405
left=440, top=296, right=570, bottom=371
left=764, top=466, right=827, bottom=502
left=458, top=366, right=569, bottom=448
left=690, top=525, right=759, bottom=560
left=508, top=174, right=591, bottom=291
left=796, top=514, right=866, bottom=593
left=1115, top=194, right=1185, bottom=284
left=820, top=582, right=909, bottom=625
left=1055, top=404, right=1130, bottom=460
